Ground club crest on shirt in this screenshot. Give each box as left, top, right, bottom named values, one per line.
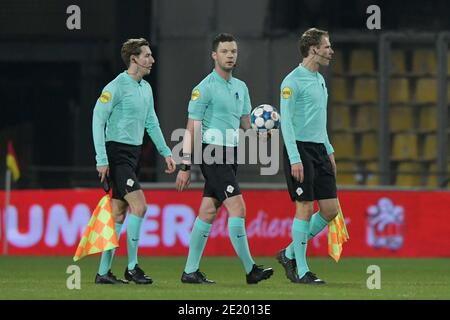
left=282, top=87, right=292, bottom=99
left=99, top=91, right=111, bottom=103
left=191, top=89, right=200, bottom=101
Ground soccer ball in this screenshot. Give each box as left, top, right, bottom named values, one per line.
left=250, top=104, right=280, bottom=131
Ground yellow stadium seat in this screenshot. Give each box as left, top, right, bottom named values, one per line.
left=360, top=132, right=378, bottom=160
left=390, top=50, right=406, bottom=74
left=355, top=105, right=379, bottom=131
left=332, top=133, right=356, bottom=160
left=448, top=51, right=450, bottom=75
left=332, top=50, right=344, bottom=75
left=419, top=107, right=437, bottom=132
left=392, top=133, right=418, bottom=160
left=427, top=163, right=450, bottom=187
left=349, top=50, right=376, bottom=75
left=423, top=134, right=437, bottom=160
left=331, top=105, right=351, bottom=130
left=337, top=161, right=358, bottom=185
left=365, top=161, right=380, bottom=186
left=389, top=107, right=414, bottom=132
left=389, top=78, right=410, bottom=103
left=412, top=49, right=437, bottom=75
left=354, top=78, right=377, bottom=103
left=396, top=162, right=422, bottom=186
left=415, top=79, right=437, bottom=103
left=427, top=163, right=438, bottom=187
left=331, top=77, right=347, bottom=103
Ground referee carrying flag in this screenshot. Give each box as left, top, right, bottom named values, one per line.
left=73, top=194, right=118, bottom=261
left=328, top=199, right=349, bottom=262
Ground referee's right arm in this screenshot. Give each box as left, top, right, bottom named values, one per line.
left=92, top=83, right=118, bottom=166
left=280, top=81, right=301, bottom=165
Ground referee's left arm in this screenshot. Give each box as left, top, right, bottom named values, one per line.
left=240, top=85, right=252, bottom=130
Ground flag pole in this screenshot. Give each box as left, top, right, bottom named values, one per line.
left=3, top=169, right=11, bottom=255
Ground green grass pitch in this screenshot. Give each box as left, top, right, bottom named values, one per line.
left=0, top=256, right=449, bottom=299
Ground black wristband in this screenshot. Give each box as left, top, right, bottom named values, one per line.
left=180, top=164, right=191, bottom=171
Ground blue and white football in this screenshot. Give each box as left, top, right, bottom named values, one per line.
left=250, top=104, right=280, bottom=131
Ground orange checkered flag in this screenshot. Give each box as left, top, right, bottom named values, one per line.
left=328, top=199, right=349, bottom=262
left=73, top=194, right=118, bottom=261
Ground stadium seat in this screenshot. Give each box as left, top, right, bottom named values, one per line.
left=427, top=163, right=439, bottom=187
left=391, top=133, right=418, bottom=160
left=360, top=132, right=378, bottom=160
left=427, top=163, right=450, bottom=187
left=332, top=50, right=344, bottom=75
left=419, top=107, right=437, bottom=132
left=447, top=51, right=450, bottom=75
left=331, top=105, right=351, bottom=130
left=415, top=79, right=437, bottom=103
left=355, top=105, right=379, bottom=131
left=422, top=134, right=437, bottom=160
left=389, top=107, right=414, bottom=132
left=365, top=161, right=380, bottom=186
left=396, top=162, right=422, bottom=186
left=349, top=50, right=376, bottom=75
left=353, top=78, right=377, bottom=103
left=337, top=161, right=358, bottom=185
left=412, top=49, right=437, bottom=75
left=331, top=77, right=347, bottom=103
left=390, top=50, right=406, bottom=75
left=389, top=78, right=410, bottom=104
left=332, top=133, right=356, bottom=160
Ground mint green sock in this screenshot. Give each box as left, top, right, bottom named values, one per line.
left=285, top=242, right=295, bottom=259
left=228, top=217, right=255, bottom=274
left=184, top=217, right=212, bottom=273
left=308, top=211, right=328, bottom=239
left=98, top=223, right=123, bottom=276
left=285, top=211, right=329, bottom=260
left=292, top=218, right=310, bottom=278
left=127, top=214, right=143, bottom=270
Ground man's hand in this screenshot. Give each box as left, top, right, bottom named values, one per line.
left=176, top=170, right=191, bottom=191
left=291, top=162, right=304, bottom=183
left=96, top=165, right=109, bottom=183
left=165, top=156, right=177, bottom=174
left=328, top=153, right=337, bottom=176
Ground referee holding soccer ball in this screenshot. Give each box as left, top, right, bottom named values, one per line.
left=175, top=33, right=273, bottom=285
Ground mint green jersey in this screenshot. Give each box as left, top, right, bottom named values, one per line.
left=188, top=70, right=252, bottom=147
left=280, top=64, right=334, bottom=164
left=92, top=71, right=171, bottom=166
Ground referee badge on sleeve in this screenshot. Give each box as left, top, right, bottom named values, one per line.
left=281, top=87, right=292, bottom=99
left=99, top=91, right=111, bottom=103
left=191, top=89, right=200, bottom=101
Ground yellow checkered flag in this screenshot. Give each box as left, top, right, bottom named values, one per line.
left=328, top=199, right=349, bottom=262
left=73, top=195, right=118, bottom=261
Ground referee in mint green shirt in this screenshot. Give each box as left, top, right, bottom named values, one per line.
left=277, top=28, right=339, bottom=285
left=175, top=33, right=273, bottom=285
left=92, top=38, right=176, bottom=285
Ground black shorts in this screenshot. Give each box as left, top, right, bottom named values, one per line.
left=106, top=141, right=142, bottom=200
left=199, top=144, right=241, bottom=203
left=283, top=141, right=337, bottom=202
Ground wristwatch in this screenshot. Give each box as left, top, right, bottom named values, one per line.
left=180, top=164, right=191, bottom=171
